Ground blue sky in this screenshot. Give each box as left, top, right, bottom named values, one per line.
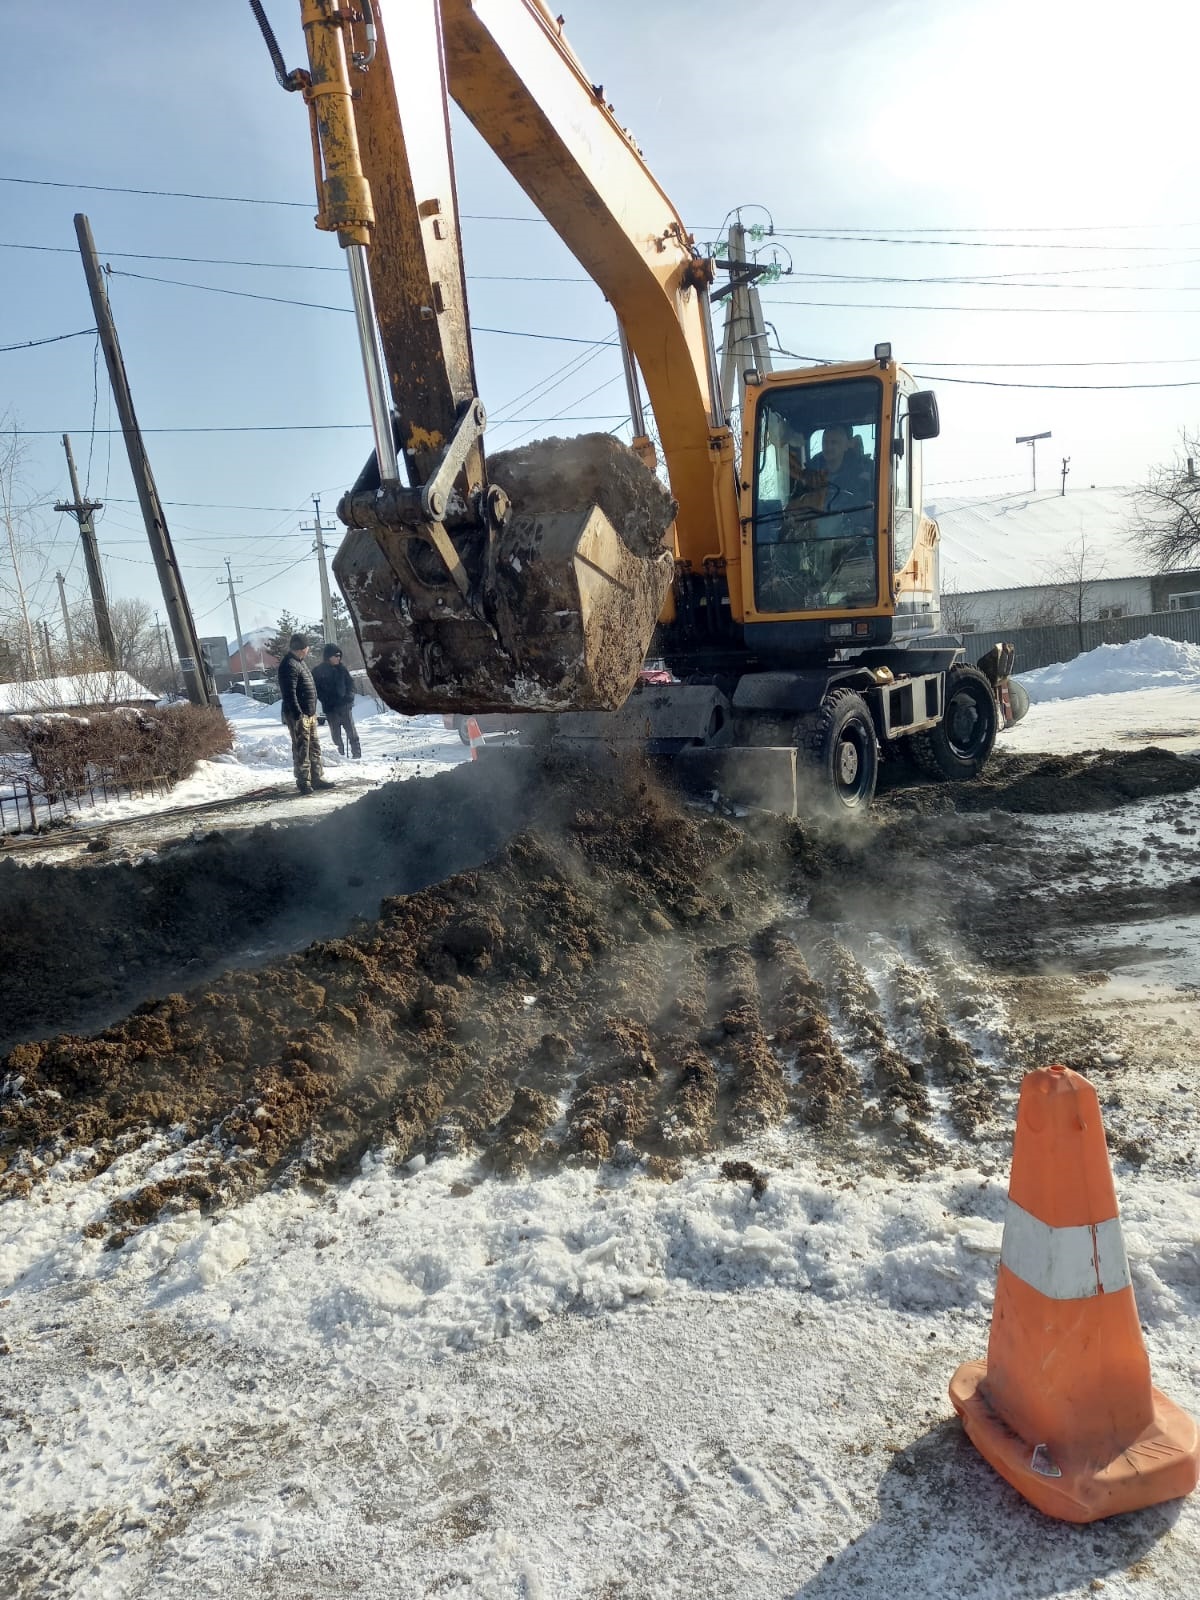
left=3, top=0, right=1197, bottom=647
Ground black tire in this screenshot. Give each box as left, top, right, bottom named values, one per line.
left=799, top=689, right=879, bottom=811
left=911, top=666, right=998, bottom=782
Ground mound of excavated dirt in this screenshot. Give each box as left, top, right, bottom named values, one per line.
left=0, top=762, right=537, bottom=1054
left=877, top=746, right=1200, bottom=817
left=1, top=754, right=995, bottom=1241
left=6, top=741, right=1200, bottom=1242
left=489, top=434, right=677, bottom=559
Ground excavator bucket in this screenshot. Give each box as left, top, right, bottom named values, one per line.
left=334, top=434, right=677, bottom=716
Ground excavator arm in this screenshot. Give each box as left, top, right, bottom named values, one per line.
left=269, top=0, right=742, bottom=714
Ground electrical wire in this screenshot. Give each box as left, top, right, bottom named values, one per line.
left=9, top=177, right=1200, bottom=244
left=107, top=268, right=615, bottom=343
left=0, top=329, right=95, bottom=353
left=761, top=297, right=1200, bottom=316
left=912, top=373, right=1200, bottom=390
left=11, top=417, right=623, bottom=436
left=0, top=240, right=591, bottom=283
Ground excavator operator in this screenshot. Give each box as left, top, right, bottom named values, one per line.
left=753, top=420, right=877, bottom=611
left=801, top=423, right=874, bottom=509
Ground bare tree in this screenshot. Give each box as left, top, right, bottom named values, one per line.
left=1043, top=532, right=1110, bottom=650
left=70, top=595, right=176, bottom=693
left=1130, top=433, right=1200, bottom=571
left=939, top=575, right=977, bottom=635
left=0, top=419, right=39, bottom=677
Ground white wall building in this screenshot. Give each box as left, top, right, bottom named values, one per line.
left=929, top=486, right=1200, bottom=632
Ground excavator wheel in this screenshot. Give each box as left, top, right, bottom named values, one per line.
left=799, top=689, right=879, bottom=811
left=910, top=665, right=998, bottom=782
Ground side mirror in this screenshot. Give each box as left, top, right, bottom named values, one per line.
left=909, top=390, right=940, bottom=441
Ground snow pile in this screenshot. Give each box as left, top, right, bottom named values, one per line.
left=1018, top=634, right=1200, bottom=703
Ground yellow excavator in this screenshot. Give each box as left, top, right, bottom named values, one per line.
left=249, top=0, right=1025, bottom=809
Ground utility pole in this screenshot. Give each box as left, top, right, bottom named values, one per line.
left=302, top=495, right=339, bottom=648
left=54, top=432, right=117, bottom=665
left=224, top=558, right=252, bottom=699
left=1060, top=456, right=1071, bottom=497
left=1015, top=430, right=1051, bottom=493
left=56, top=572, right=76, bottom=661
left=73, top=213, right=212, bottom=706
left=715, top=219, right=775, bottom=422
left=40, top=619, right=54, bottom=678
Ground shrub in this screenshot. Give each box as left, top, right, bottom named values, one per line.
left=9, top=704, right=232, bottom=797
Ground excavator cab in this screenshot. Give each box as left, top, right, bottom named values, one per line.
left=739, top=358, right=944, bottom=653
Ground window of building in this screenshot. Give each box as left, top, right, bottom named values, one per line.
left=1098, top=605, right=1126, bottom=620
left=1167, top=591, right=1200, bottom=612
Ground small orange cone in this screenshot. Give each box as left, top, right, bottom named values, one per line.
left=950, top=1064, right=1199, bottom=1522
left=465, top=718, right=484, bottom=761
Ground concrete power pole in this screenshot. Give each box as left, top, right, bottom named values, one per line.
left=224, top=558, right=252, bottom=699
left=302, top=495, right=339, bottom=648
left=40, top=619, right=54, bottom=677
left=54, top=432, right=117, bottom=665
left=73, top=213, right=212, bottom=706
left=56, top=572, right=76, bottom=661
left=716, top=221, right=773, bottom=422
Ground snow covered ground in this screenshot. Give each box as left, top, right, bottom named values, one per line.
left=66, top=693, right=472, bottom=827
left=1008, top=636, right=1200, bottom=755
left=3, top=640, right=1200, bottom=1597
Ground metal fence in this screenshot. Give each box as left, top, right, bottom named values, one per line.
left=962, top=607, right=1200, bottom=676
left=0, top=771, right=171, bottom=835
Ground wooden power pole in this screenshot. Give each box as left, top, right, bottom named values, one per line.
left=73, top=213, right=212, bottom=706
left=54, top=432, right=117, bottom=665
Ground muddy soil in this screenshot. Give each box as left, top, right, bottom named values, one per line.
left=0, top=761, right=536, bottom=1054
left=2, top=745, right=1199, bottom=1242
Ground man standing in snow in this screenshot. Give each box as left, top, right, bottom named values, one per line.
left=277, top=633, right=334, bottom=796
left=312, top=643, right=362, bottom=759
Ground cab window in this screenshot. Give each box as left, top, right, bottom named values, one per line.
left=751, top=377, right=882, bottom=613
left=893, top=392, right=915, bottom=570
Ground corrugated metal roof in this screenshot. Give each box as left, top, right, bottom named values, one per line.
left=928, top=486, right=1147, bottom=596
left=0, top=672, right=157, bottom=715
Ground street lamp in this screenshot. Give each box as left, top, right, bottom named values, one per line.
left=1016, top=431, right=1051, bottom=493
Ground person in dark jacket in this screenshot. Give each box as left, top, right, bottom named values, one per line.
left=277, top=633, right=333, bottom=795
left=312, top=643, right=362, bottom=758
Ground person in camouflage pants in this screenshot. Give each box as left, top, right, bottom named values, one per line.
left=276, top=633, right=334, bottom=795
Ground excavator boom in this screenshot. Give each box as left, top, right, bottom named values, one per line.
left=284, top=0, right=728, bottom=714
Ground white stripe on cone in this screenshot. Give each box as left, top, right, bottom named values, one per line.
left=999, top=1200, right=1132, bottom=1300
left=466, top=718, right=484, bottom=761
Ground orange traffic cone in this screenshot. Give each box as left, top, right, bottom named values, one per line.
left=465, top=718, right=484, bottom=762
left=950, top=1064, right=1199, bottom=1522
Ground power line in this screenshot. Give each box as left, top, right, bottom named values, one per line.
left=0, top=328, right=95, bottom=352
left=0, top=239, right=591, bottom=283
left=766, top=230, right=1200, bottom=254
left=11, top=416, right=624, bottom=437
left=914, top=355, right=1200, bottom=368
left=912, top=373, right=1200, bottom=390
left=107, top=268, right=615, bottom=342
left=776, top=270, right=1200, bottom=293
left=761, top=297, right=1200, bottom=316
left=18, top=239, right=1200, bottom=288
left=8, top=178, right=1200, bottom=251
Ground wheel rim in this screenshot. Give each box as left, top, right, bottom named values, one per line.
left=833, top=723, right=872, bottom=804
left=946, top=685, right=990, bottom=759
